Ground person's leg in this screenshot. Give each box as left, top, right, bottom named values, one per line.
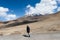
left=28, top=33, right=30, bottom=37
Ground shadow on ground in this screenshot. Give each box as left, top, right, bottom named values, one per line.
left=23, top=34, right=30, bottom=37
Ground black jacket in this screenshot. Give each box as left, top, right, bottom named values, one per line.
left=26, top=26, right=30, bottom=33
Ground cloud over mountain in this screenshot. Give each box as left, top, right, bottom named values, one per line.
left=0, top=7, right=17, bottom=21
left=25, top=0, right=60, bottom=16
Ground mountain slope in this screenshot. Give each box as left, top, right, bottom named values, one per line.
left=0, top=12, right=60, bottom=36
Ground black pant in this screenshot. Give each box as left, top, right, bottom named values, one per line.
left=28, top=33, right=30, bottom=37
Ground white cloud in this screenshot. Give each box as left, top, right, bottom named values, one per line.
left=56, top=0, right=60, bottom=4
left=0, top=7, right=8, bottom=17
left=5, top=14, right=17, bottom=21
left=25, top=0, right=58, bottom=16
left=0, top=7, right=17, bottom=21
left=57, top=7, right=60, bottom=11
left=0, top=7, right=9, bottom=12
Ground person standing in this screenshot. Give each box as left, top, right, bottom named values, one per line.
left=26, top=25, right=30, bottom=37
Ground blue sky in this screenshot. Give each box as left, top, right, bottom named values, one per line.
left=0, top=0, right=40, bottom=16
left=0, top=0, right=60, bottom=21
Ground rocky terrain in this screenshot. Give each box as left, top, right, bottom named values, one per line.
left=0, top=12, right=60, bottom=36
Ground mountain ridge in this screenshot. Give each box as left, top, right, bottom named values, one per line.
left=0, top=11, right=60, bottom=28
left=0, top=12, right=60, bottom=36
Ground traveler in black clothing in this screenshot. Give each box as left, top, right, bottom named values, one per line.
left=26, top=25, right=30, bottom=37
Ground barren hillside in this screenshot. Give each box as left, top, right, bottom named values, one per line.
left=0, top=12, right=60, bottom=36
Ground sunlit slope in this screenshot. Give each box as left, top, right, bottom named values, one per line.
left=0, top=12, right=60, bottom=36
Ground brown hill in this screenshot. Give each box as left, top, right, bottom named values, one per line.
left=0, top=12, right=60, bottom=36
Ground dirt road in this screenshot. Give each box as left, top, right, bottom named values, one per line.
left=0, top=33, right=60, bottom=40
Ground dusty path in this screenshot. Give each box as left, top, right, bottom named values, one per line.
left=0, top=33, right=60, bottom=40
